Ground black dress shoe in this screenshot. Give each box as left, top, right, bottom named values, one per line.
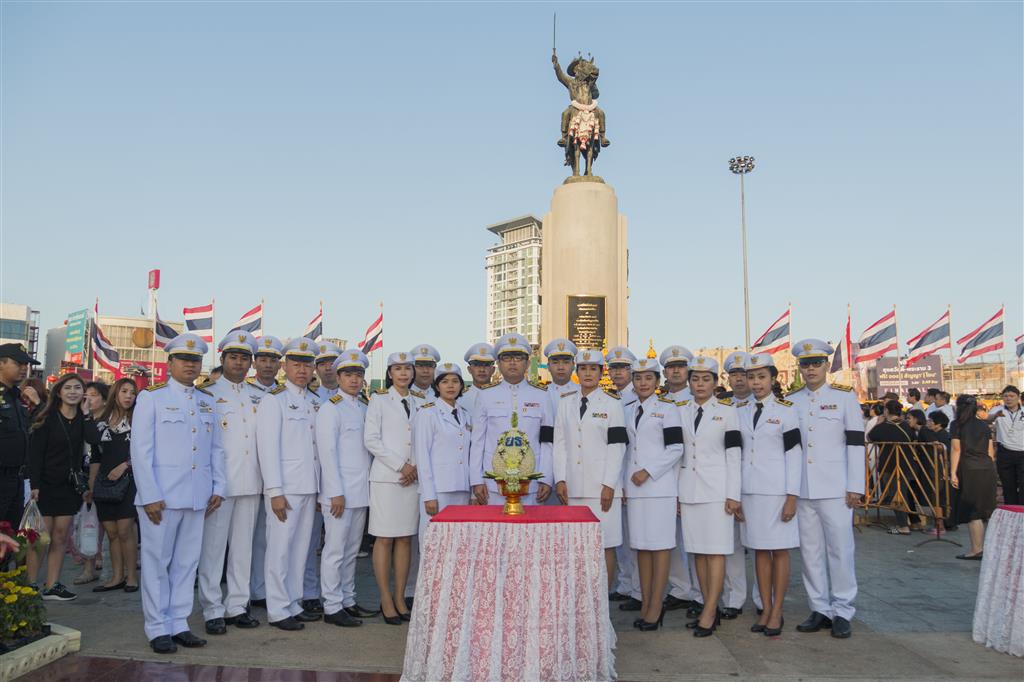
left=150, top=635, right=177, bottom=654
left=750, top=622, right=766, bottom=633
left=345, top=604, right=380, bottom=618
left=171, top=631, right=207, bottom=648
left=123, top=584, right=139, bottom=593
left=830, top=616, right=852, bottom=638
left=608, top=591, right=630, bottom=602
left=796, top=612, right=833, bottom=633
left=686, top=603, right=705, bottom=619
left=301, top=599, right=324, bottom=614
left=663, top=595, right=695, bottom=611
left=225, top=612, right=260, bottom=628
left=249, top=598, right=267, bottom=609
left=204, top=618, right=227, bottom=635
left=721, top=607, right=742, bottom=620
left=294, top=610, right=322, bottom=622
left=618, top=597, right=642, bottom=611
left=382, top=613, right=403, bottom=625
left=92, top=580, right=127, bottom=593
left=325, top=609, right=363, bottom=627
left=269, top=617, right=304, bottom=631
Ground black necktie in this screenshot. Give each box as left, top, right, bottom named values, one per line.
left=402, top=398, right=410, bottom=418
left=580, top=396, right=588, bottom=420
left=694, top=406, right=704, bottom=432
left=753, top=402, right=764, bottom=428
left=452, top=408, right=460, bottom=424
left=635, top=404, right=643, bottom=428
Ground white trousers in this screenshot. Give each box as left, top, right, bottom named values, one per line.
left=198, top=494, right=260, bottom=620
left=138, top=507, right=204, bottom=641
left=249, top=502, right=267, bottom=600
left=721, top=524, right=748, bottom=609
left=321, top=506, right=368, bottom=614
left=418, top=491, right=470, bottom=544
left=303, top=510, right=323, bottom=599
left=668, top=521, right=701, bottom=601
left=264, top=493, right=315, bottom=623
left=798, top=497, right=857, bottom=620
left=615, top=503, right=641, bottom=599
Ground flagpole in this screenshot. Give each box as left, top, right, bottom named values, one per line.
left=150, top=288, right=158, bottom=384
left=893, top=304, right=904, bottom=398
left=378, top=300, right=384, bottom=389
left=946, top=304, right=957, bottom=397
left=261, top=298, right=265, bottom=337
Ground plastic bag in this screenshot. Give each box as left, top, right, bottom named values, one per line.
left=74, top=503, right=99, bottom=557
left=18, top=498, right=49, bottom=545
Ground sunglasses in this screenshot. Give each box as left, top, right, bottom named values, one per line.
left=799, top=358, right=827, bottom=368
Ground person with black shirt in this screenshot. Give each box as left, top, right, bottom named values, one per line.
left=0, top=344, right=38, bottom=533
left=950, top=395, right=997, bottom=560
left=26, top=373, right=91, bottom=601
left=920, top=411, right=953, bottom=533
left=867, top=400, right=916, bottom=535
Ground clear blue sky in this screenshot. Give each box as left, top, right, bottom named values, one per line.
left=2, top=2, right=1021, bottom=368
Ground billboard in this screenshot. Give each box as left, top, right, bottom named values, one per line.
left=65, top=308, right=89, bottom=358
left=116, top=359, right=168, bottom=387
left=876, top=356, right=943, bottom=396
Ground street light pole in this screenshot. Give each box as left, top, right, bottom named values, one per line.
left=729, top=156, right=755, bottom=351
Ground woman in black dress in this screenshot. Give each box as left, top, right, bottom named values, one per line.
left=950, top=395, right=996, bottom=560
left=85, top=378, right=139, bottom=592
left=26, top=373, right=90, bottom=601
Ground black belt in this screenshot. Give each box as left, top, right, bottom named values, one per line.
left=996, top=444, right=1023, bottom=455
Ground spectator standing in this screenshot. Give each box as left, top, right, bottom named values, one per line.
left=0, top=345, right=38, bottom=532
left=868, top=401, right=916, bottom=535
left=73, top=381, right=109, bottom=585
left=950, top=395, right=996, bottom=560
left=989, top=386, right=1022, bottom=505
left=19, top=377, right=48, bottom=419
left=907, top=388, right=926, bottom=413
left=920, top=411, right=953, bottom=534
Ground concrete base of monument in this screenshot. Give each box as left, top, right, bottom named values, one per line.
left=563, top=174, right=604, bottom=184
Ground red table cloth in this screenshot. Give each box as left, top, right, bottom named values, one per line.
left=973, top=505, right=1024, bottom=657
left=401, top=505, right=615, bottom=681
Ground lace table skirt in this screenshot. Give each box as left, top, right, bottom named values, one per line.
left=973, top=505, right=1024, bottom=657
left=401, top=505, right=616, bottom=681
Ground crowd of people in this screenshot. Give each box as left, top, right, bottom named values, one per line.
left=0, top=333, right=1019, bottom=656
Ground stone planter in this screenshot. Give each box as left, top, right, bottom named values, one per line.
left=0, top=624, right=80, bottom=681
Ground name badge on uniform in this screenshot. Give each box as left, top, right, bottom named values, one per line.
left=288, top=404, right=299, bottom=410
left=198, top=401, right=213, bottom=414
left=652, top=412, right=665, bottom=418
left=164, top=406, right=179, bottom=412
left=250, top=395, right=262, bottom=405
left=821, top=404, right=838, bottom=411
left=712, top=415, right=723, bottom=421
left=592, top=413, right=608, bottom=419
left=523, top=402, right=540, bottom=408
left=766, top=418, right=781, bottom=425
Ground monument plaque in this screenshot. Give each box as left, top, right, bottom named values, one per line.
left=567, top=295, right=606, bottom=349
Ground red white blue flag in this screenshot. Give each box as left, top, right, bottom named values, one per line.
left=750, top=307, right=791, bottom=355
left=360, top=312, right=383, bottom=354
left=1016, top=334, right=1023, bottom=361
left=229, top=303, right=263, bottom=338
left=855, top=308, right=898, bottom=364
left=154, top=308, right=179, bottom=349
left=304, top=304, right=323, bottom=342
left=957, top=307, right=1004, bottom=364
left=91, top=300, right=119, bottom=373
left=183, top=302, right=214, bottom=343
left=905, top=310, right=951, bottom=367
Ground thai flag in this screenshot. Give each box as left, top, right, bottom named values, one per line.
left=229, top=303, right=263, bottom=338
left=183, top=302, right=214, bottom=343
left=304, top=304, right=323, bottom=342
left=360, top=313, right=383, bottom=354
left=905, top=310, right=951, bottom=367
left=830, top=313, right=855, bottom=373
left=750, top=308, right=790, bottom=355
left=957, top=306, right=1004, bottom=364
left=855, top=308, right=898, bottom=364
left=1016, top=333, right=1023, bottom=360
left=154, top=308, right=179, bottom=349
left=91, top=301, right=119, bottom=373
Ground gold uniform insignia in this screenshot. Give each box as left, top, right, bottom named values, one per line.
left=658, top=396, right=675, bottom=404
left=145, top=382, right=167, bottom=392
left=270, top=385, right=286, bottom=395
left=528, top=379, right=548, bottom=391
left=409, top=389, right=425, bottom=399
left=718, top=397, right=733, bottom=406
left=421, top=402, right=436, bottom=409
left=830, top=383, right=853, bottom=392
left=603, top=387, right=621, bottom=400
left=775, top=397, right=794, bottom=407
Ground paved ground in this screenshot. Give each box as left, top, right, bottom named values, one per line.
left=27, top=513, right=1024, bottom=681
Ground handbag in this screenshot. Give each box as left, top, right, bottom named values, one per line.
left=92, top=472, right=131, bottom=503
left=57, top=413, right=89, bottom=496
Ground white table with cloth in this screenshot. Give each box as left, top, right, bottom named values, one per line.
left=401, top=504, right=616, bottom=681
left=972, top=504, right=1024, bottom=657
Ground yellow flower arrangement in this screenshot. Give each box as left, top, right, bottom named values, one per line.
left=4, top=595, right=18, bottom=604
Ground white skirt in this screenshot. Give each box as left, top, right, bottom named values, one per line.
left=369, top=481, right=419, bottom=537
left=627, top=497, right=677, bottom=551
left=740, top=494, right=799, bottom=550
left=681, top=501, right=734, bottom=555
left=570, top=497, right=622, bottom=549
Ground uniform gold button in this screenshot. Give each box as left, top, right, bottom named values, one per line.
left=192, top=464, right=196, bottom=470
left=192, top=446, right=197, bottom=452
left=808, top=460, right=813, bottom=464
left=190, top=411, right=195, bottom=416
left=809, top=427, right=814, bottom=432
left=192, top=427, right=197, bottom=433
left=808, top=443, right=813, bottom=448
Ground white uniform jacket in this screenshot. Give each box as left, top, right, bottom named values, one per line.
left=255, top=381, right=320, bottom=498
left=132, top=380, right=225, bottom=510
left=414, top=401, right=472, bottom=502
left=623, top=395, right=684, bottom=499
left=787, top=384, right=866, bottom=499
left=678, top=398, right=742, bottom=504
left=547, top=382, right=577, bottom=421
left=364, top=387, right=417, bottom=485
left=737, top=397, right=802, bottom=497
left=204, top=378, right=263, bottom=497
left=554, top=388, right=627, bottom=497
left=316, top=392, right=371, bottom=508
left=470, top=380, right=554, bottom=493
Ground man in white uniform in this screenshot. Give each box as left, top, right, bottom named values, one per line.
left=543, top=338, right=579, bottom=417
left=990, top=385, right=1023, bottom=505
left=720, top=351, right=753, bottom=619
left=607, top=346, right=641, bottom=611
left=459, top=343, right=496, bottom=417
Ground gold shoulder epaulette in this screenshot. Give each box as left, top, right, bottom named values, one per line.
left=775, top=397, right=793, bottom=407
left=528, top=379, right=548, bottom=391
left=658, top=396, right=675, bottom=404
left=676, top=399, right=690, bottom=406
left=409, top=389, right=425, bottom=399
left=197, top=378, right=216, bottom=390
left=481, top=379, right=501, bottom=390
left=735, top=400, right=749, bottom=408
left=374, top=388, right=388, bottom=395
left=560, top=389, right=578, bottom=398
left=830, top=383, right=853, bottom=392
left=785, top=387, right=805, bottom=397
left=603, top=387, right=621, bottom=400
left=270, top=385, right=286, bottom=395
left=718, top=397, right=733, bottom=406
left=245, top=377, right=256, bottom=385
left=358, top=394, right=369, bottom=405
left=421, top=402, right=435, bottom=409
left=329, top=394, right=344, bottom=404
left=197, top=386, right=213, bottom=396
left=145, top=382, right=167, bottom=392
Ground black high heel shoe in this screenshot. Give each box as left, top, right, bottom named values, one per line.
left=750, top=621, right=767, bottom=633
left=380, top=606, right=403, bottom=626
left=762, top=616, right=784, bottom=637
left=693, top=609, right=721, bottom=638
left=632, top=617, right=643, bottom=629
left=637, top=609, right=665, bottom=632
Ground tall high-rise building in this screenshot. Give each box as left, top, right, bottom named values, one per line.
left=485, top=216, right=543, bottom=348
left=90, top=315, right=185, bottom=384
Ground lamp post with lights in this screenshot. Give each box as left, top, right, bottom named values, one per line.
left=729, top=156, right=755, bottom=351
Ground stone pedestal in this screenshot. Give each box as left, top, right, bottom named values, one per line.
left=540, top=181, right=628, bottom=351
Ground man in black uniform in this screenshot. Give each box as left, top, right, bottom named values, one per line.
left=0, top=344, right=39, bottom=530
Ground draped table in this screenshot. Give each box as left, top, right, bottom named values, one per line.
left=973, top=504, right=1024, bottom=657
left=401, top=505, right=616, bottom=681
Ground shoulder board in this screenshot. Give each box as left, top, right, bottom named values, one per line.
left=830, top=383, right=853, bottom=392
left=735, top=400, right=749, bottom=408
left=358, top=394, right=369, bottom=405
left=409, top=389, right=425, bottom=399
left=658, top=396, right=675, bottom=404
left=481, top=380, right=501, bottom=390
left=373, top=388, right=388, bottom=395
left=560, top=390, right=579, bottom=398
left=775, top=397, right=793, bottom=407
left=145, top=382, right=167, bottom=392
left=602, top=387, right=621, bottom=400
left=604, top=387, right=619, bottom=397
left=307, top=387, right=319, bottom=396
left=421, top=402, right=436, bottom=409
left=245, top=377, right=256, bottom=385
left=718, top=397, right=733, bottom=406
left=270, top=385, right=286, bottom=395
left=676, top=399, right=690, bottom=406
left=197, top=386, right=213, bottom=396
left=785, top=387, right=806, bottom=397
left=528, top=379, right=548, bottom=391
left=329, top=394, right=344, bottom=404
left=197, top=378, right=216, bottom=390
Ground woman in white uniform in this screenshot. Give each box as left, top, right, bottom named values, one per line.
left=677, top=356, right=742, bottom=637
left=623, top=357, right=684, bottom=631
left=553, top=349, right=627, bottom=585
left=737, top=353, right=802, bottom=637
left=364, top=352, right=418, bottom=624
left=414, top=362, right=471, bottom=541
